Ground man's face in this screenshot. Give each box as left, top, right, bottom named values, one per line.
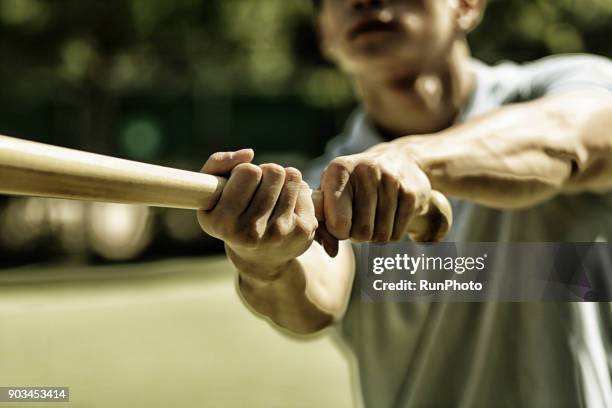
left=318, top=0, right=464, bottom=76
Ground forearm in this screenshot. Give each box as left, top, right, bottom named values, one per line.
left=389, top=92, right=612, bottom=208
left=227, top=240, right=354, bottom=335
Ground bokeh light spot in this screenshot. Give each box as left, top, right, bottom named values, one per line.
left=120, top=118, right=163, bottom=160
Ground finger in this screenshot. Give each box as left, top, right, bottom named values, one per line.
left=350, top=163, right=379, bottom=242
left=391, top=187, right=416, bottom=241
left=269, top=167, right=302, bottom=225
left=201, top=149, right=254, bottom=175
left=373, top=175, right=399, bottom=243
left=320, top=160, right=353, bottom=240
left=197, top=162, right=262, bottom=231
left=295, top=182, right=318, bottom=228
left=214, top=163, right=262, bottom=215
left=413, top=188, right=430, bottom=217
left=295, top=182, right=314, bottom=217
left=315, top=225, right=339, bottom=258
left=311, top=189, right=324, bottom=222
left=243, top=163, right=286, bottom=223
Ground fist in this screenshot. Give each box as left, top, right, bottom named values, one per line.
left=319, top=146, right=431, bottom=246
left=197, top=150, right=318, bottom=273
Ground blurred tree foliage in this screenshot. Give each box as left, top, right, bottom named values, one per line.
left=1, top=0, right=609, bottom=104
left=0, top=0, right=339, bottom=103
left=0, top=0, right=610, bottom=158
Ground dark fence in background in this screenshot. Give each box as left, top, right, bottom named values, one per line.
left=0, top=96, right=351, bottom=164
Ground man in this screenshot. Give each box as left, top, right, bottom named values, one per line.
left=198, top=0, right=612, bottom=406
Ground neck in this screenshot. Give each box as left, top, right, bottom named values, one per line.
left=353, top=40, right=475, bottom=138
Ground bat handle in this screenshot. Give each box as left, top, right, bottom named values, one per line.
left=0, top=134, right=452, bottom=242
left=310, top=189, right=452, bottom=243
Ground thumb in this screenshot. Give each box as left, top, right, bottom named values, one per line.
left=201, top=149, right=254, bottom=175
left=311, top=189, right=339, bottom=257
left=315, top=225, right=339, bottom=258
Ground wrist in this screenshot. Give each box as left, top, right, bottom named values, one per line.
left=396, top=135, right=437, bottom=169
left=368, top=136, right=434, bottom=168
left=389, top=132, right=462, bottom=182
left=225, top=243, right=291, bottom=282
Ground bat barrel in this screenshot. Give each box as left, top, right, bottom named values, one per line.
left=0, top=135, right=226, bottom=210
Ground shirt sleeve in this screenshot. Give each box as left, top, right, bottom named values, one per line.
left=522, top=54, right=612, bottom=97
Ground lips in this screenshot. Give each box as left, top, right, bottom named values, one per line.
left=347, top=17, right=400, bottom=40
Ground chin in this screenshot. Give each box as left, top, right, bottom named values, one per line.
left=341, top=45, right=428, bottom=77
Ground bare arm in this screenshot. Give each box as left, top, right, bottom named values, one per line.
left=196, top=144, right=435, bottom=334
left=230, top=239, right=354, bottom=334
left=196, top=150, right=357, bottom=335
left=386, top=91, right=612, bottom=209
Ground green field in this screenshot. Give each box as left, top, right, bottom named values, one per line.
left=0, top=257, right=357, bottom=407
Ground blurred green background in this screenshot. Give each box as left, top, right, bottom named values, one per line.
left=0, top=0, right=611, bottom=263
left=0, top=1, right=610, bottom=407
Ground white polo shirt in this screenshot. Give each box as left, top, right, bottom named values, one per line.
left=306, top=55, right=612, bottom=408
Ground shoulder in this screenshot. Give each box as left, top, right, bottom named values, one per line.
left=522, top=53, right=612, bottom=73
left=481, top=54, right=612, bottom=77
left=517, top=54, right=612, bottom=95
left=470, top=54, right=612, bottom=106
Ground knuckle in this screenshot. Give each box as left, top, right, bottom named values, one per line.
left=268, top=219, right=291, bottom=240
left=328, top=214, right=351, bottom=233
left=284, top=167, right=303, bottom=183
left=373, top=230, right=391, bottom=243
left=382, top=172, right=400, bottom=189
left=326, top=159, right=351, bottom=176
left=295, top=214, right=317, bottom=235
left=233, top=163, right=262, bottom=178
left=354, top=159, right=379, bottom=175
left=401, top=185, right=429, bottom=214
left=399, top=187, right=417, bottom=208
left=380, top=166, right=393, bottom=177
left=321, top=160, right=352, bottom=190
left=310, top=215, right=319, bottom=232
left=352, top=224, right=373, bottom=241
left=330, top=156, right=351, bottom=167
left=418, top=189, right=431, bottom=207
left=260, top=163, right=285, bottom=177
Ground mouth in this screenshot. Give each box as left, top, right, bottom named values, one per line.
left=347, top=17, right=400, bottom=41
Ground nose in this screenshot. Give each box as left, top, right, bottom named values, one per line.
left=349, top=0, right=386, bottom=11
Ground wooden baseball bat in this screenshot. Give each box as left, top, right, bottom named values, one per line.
left=0, top=135, right=452, bottom=242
